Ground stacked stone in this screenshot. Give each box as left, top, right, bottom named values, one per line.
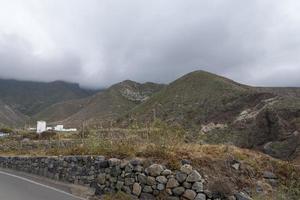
left=0, top=156, right=212, bottom=199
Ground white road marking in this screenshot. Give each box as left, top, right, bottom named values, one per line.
left=0, top=170, right=86, bottom=200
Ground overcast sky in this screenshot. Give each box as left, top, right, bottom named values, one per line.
left=0, top=0, right=300, bottom=88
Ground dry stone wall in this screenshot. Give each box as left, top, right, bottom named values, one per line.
left=0, top=156, right=221, bottom=200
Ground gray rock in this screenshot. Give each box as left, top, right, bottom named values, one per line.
left=110, top=166, right=121, bottom=177
left=172, top=186, right=185, bottom=196
left=143, top=185, right=153, bottom=193
left=97, top=173, right=106, bottom=185
left=138, top=173, right=147, bottom=184
left=235, top=192, right=253, bottom=200
left=166, top=178, right=179, bottom=188
left=162, top=169, right=172, bottom=176
left=183, top=181, right=192, bottom=189
left=167, top=197, right=180, bottom=200
left=130, top=159, right=141, bottom=166
left=146, top=164, right=164, bottom=176
left=120, top=160, right=129, bottom=169
left=195, top=193, right=206, bottom=200
left=124, top=177, right=135, bottom=186
left=122, top=186, right=131, bottom=194
left=146, top=176, right=156, bottom=186
left=140, top=193, right=156, bottom=200
left=108, top=158, right=121, bottom=167
left=181, top=164, right=193, bottom=174
left=156, top=176, right=168, bottom=184
left=132, top=183, right=142, bottom=196
left=186, top=170, right=202, bottom=182
left=134, top=165, right=143, bottom=172
left=176, top=172, right=187, bottom=183
left=183, top=189, right=197, bottom=200
left=116, top=181, right=124, bottom=190
left=153, top=190, right=160, bottom=196
left=157, top=183, right=165, bottom=191
left=263, top=171, right=277, bottom=179
left=192, top=181, right=203, bottom=192
left=125, top=164, right=133, bottom=173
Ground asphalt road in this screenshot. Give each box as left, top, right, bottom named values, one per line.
left=0, top=170, right=85, bottom=200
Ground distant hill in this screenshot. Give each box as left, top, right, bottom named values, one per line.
left=0, top=79, right=96, bottom=116
left=34, top=80, right=164, bottom=127
left=63, top=80, right=164, bottom=127
left=32, top=97, right=90, bottom=124
left=256, top=87, right=300, bottom=98
left=125, top=70, right=259, bottom=127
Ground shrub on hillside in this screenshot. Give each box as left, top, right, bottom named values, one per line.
left=39, top=131, right=57, bottom=140
left=0, top=127, right=14, bottom=133
left=22, top=132, right=38, bottom=140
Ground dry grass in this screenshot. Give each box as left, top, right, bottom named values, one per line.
left=1, top=122, right=299, bottom=199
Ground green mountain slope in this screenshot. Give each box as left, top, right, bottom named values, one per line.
left=127, top=70, right=260, bottom=127
left=0, top=100, right=28, bottom=127
left=32, top=97, right=90, bottom=124
left=0, top=79, right=96, bottom=116
left=121, top=70, right=300, bottom=161
left=57, top=80, right=164, bottom=127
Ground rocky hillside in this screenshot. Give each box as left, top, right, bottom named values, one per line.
left=125, top=71, right=262, bottom=127
left=121, top=71, right=300, bottom=162
left=45, top=80, right=164, bottom=127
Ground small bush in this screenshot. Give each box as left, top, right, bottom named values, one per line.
left=39, top=131, right=57, bottom=140
left=0, top=127, right=14, bottom=133
left=22, top=132, right=38, bottom=140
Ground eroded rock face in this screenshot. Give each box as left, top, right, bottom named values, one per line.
left=117, top=80, right=163, bottom=102
left=232, top=97, right=300, bottom=161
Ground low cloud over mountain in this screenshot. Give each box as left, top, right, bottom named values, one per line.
left=0, top=0, right=300, bottom=88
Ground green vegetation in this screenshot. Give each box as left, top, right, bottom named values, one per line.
left=60, top=80, right=163, bottom=128
left=128, top=70, right=255, bottom=129
left=0, top=127, right=14, bottom=133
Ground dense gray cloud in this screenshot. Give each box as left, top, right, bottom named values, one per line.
left=0, top=0, right=300, bottom=88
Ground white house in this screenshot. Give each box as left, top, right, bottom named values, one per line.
left=37, top=121, right=46, bottom=134
left=36, top=121, right=77, bottom=133
left=54, top=125, right=64, bottom=131
left=54, top=125, right=77, bottom=132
